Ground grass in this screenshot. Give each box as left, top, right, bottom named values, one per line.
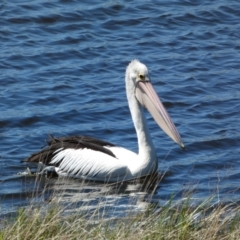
left=1, top=176, right=240, bottom=240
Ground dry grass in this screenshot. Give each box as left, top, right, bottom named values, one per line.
left=1, top=193, right=240, bottom=240
left=1, top=174, right=240, bottom=240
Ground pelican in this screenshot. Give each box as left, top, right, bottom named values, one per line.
left=25, top=60, right=184, bottom=182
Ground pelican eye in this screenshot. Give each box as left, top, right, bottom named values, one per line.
left=138, top=74, right=145, bottom=80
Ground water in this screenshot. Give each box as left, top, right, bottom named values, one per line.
left=1, top=0, right=240, bottom=218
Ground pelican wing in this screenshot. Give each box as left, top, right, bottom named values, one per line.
left=25, top=135, right=117, bottom=165
left=51, top=147, right=130, bottom=181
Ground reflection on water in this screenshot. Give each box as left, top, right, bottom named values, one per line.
left=1, top=173, right=163, bottom=220
left=47, top=173, right=164, bottom=218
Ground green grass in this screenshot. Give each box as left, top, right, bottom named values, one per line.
left=1, top=193, right=240, bottom=240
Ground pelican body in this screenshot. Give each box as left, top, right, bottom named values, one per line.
left=25, top=60, right=184, bottom=182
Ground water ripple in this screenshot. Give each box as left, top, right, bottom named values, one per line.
left=1, top=0, right=240, bottom=217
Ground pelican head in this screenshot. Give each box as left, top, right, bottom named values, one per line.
left=126, top=59, right=185, bottom=149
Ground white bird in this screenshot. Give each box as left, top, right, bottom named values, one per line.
left=25, top=60, right=184, bottom=182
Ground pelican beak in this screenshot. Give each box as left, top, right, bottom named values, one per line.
left=135, top=81, right=185, bottom=149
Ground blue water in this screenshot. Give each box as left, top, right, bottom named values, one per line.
left=1, top=0, right=240, bottom=217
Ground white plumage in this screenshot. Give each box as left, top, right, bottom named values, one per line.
left=51, top=148, right=130, bottom=181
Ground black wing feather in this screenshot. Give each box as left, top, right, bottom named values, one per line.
left=24, top=135, right=117, bottom=165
